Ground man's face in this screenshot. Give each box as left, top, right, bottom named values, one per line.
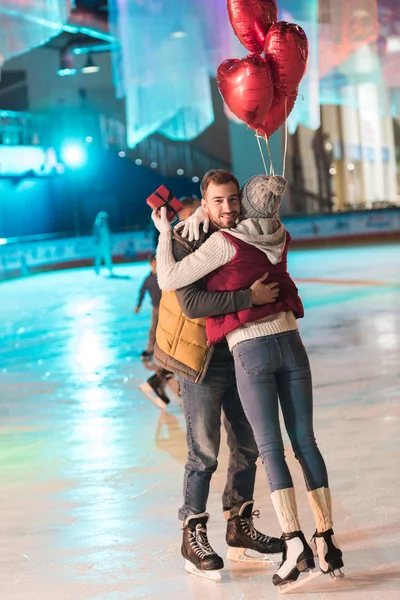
left=202, top=181, right=241, bottom=229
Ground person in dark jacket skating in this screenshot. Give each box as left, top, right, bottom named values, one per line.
left=136, top=254, right=175, bottom=408
left=135, top=253, right=161, bottom=360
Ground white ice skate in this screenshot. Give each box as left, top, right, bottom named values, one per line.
left=272, top=531, right=318, bottom=593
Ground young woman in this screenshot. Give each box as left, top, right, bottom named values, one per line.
left=152, top=172, right=344, bottom=588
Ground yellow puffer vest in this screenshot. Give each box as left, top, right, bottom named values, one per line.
left=154, top=290, right=211, bottom=382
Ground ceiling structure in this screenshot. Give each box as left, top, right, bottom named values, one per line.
left=2, top=1, right=400, bottom=146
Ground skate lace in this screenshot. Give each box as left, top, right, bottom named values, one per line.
left=189, top=524, right=215, bottom=559
left=240, top=510, right=272, bottom=543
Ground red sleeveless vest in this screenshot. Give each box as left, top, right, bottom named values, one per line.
left=206, top=230, right=304, bottom=344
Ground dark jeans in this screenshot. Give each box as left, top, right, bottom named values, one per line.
left=178, top=343, right=258, bottom=521
left=232, top=330, right=328, bottom=493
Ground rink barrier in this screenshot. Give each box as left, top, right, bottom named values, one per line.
left=0, top=208, right=399, bottom=280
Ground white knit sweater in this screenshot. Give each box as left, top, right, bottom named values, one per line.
left=156, top=226, right=298, bottom=350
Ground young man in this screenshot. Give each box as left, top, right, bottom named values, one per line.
left=136, top=254, right=174, bottom=408
left=154, top=170, right=282, bottom=581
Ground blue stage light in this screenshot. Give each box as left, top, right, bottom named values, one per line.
left=61, top=143, right=87, bottom=169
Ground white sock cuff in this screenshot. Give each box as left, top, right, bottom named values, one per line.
left=270, top=488, right=301, bottom=533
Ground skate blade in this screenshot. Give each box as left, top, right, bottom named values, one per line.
left=278, top=570, right=322, bottom=595
left=139, top=383, right=168, bottom=410
left=184, top=560, right=222, bottom=582
left=330, top=568, right=345, bottom=580
left=227, top=546, right=277, bottom=565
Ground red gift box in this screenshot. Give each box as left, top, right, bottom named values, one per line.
left=146, top=185, right=183, bottom=222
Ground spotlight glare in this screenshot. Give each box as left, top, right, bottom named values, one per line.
left=135, top=159, right=142, bottom=165
left=347, top=163, right=355, bottom=171
left=61, top=143, right=87, bottom=168
left=177, top=168, right=184, bottom=175
left=150, top=162, right=158, bottom=168
left=118, top=151, right=126, bottom=158
left=192, top=176, right=199, bottom=183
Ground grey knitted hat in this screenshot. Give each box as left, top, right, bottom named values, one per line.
left=240, top=175, right=287, bottom=219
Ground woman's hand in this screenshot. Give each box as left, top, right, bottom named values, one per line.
left=177, top=206, right=210, bottom=242
left=151, top=206, right=172, bottom=233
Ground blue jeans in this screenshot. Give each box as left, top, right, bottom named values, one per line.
left=232, top=331, right=328, bottom=493
left=178, top=343, right=259, bottom=521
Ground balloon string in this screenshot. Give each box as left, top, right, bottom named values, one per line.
left=264, top=135, right=274, bottom=176
left=256, top=132, right=268, bottom=175
left=282, top=97, right=288, bottom=178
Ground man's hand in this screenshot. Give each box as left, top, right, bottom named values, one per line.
left=134, top=306, right=140, bottom=314
left=250, top=272, right=279, bottom=305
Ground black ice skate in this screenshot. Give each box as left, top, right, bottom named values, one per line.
left=312, top=528, right=344, bottom=579
left=226, top=501, right=283, bottom=564
left=182, top=513, right=224, bottom=582
left=273, top=531, right=321, bottom=594
left=139, top=374, right=170, bottom=409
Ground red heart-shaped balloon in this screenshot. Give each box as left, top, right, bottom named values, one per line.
left=228, top=0, right=278, bottom=54
left=218, top=54, right=274, bottom=131
left=264, top=22, right=309, bottom=95
left=258, top=90, right=296, bottom=138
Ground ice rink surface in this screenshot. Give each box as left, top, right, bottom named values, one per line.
left=1, top=243, right=399, bottom=600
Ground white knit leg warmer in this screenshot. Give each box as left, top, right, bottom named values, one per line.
left=307, top=487, right=333, bottom=533
left=270, top=488, right=301, bottom=533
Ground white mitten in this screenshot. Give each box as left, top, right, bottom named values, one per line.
left=151, top=207, right=172, bottom=233
left=178, top=206, right=210, bottom=242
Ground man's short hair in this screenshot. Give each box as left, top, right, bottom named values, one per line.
left=179, top=196, right=201, bottom=210
left=200, top=169, right=240, bottom=197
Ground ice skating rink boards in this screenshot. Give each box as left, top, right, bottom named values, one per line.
left=1, top=243, right=399, bottom=600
